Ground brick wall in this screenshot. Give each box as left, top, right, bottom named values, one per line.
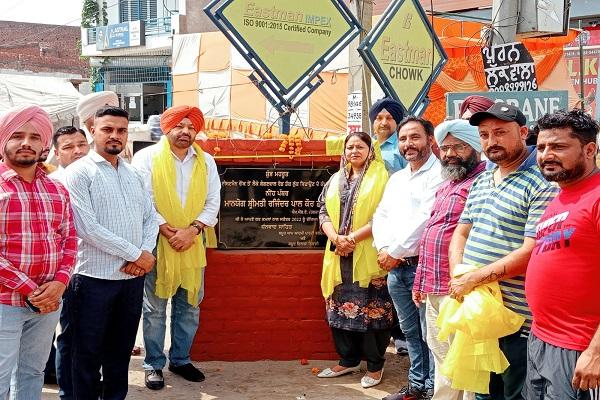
left=0, top=21, right=88, bottom=77
left=192, top=250, right=338, bottom=361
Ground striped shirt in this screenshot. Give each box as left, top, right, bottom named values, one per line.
left=414, top=161, right=485, bottom=295
left=64, top=151, right=158, bottom=280
left=0, top=164, right=78, bottom=306
left=459, top=147, right=558, bottom=332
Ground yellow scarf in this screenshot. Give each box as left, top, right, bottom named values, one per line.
left=437, top=264, right=525, bottom=393
left=321, top=159, right=389, bottom=298
left=152, top=138, right=215, bottom=306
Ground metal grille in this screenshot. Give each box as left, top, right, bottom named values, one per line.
left=99, top=66, right=171, bottom=84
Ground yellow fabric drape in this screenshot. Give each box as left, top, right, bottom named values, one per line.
left=320, top=159, right=389, bottom=298
left=152, top=138, right=210, bottom=306
left=437, top=264, right=525, bottom=394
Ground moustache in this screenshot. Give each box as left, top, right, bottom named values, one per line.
left=107, top=140, right=122, bottom=145
left=541, top=160, right=563, bottom=168
left=487, top=145, right=505, bottom=153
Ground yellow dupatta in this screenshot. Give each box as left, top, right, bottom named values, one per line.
left=321, top=157, right=389, bottom=298
left=437, top=263, right=525, bottom=393
left=152, top=138, right=214, bottom=306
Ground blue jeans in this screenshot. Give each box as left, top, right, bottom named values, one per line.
left=142, top=266, right=205, bottom=370
left=0, top=303, right=60, bottom=400
left=388, top=266, right=434, bottom=391
left=70, top=274, right=144, bottom=400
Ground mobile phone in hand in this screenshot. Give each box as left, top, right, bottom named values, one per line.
left=25, top=298, right=41, bottom=313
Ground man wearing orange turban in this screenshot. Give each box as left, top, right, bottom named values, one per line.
left=159, top=105, right=205, bottom=134
left=131, top=105, right=220, bottom=390
left=0, top=105, right=78, bottom=398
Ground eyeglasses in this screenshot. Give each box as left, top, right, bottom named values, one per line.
left=439, top=143, right=470, bottom=153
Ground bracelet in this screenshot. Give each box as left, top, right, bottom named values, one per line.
left=190, top=221, right=203, bottom=235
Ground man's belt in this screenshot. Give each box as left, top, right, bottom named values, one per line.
left=399, top=256, right=419, bottom=267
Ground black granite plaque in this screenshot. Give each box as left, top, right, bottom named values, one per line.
left=218, top=167, right=333, bottom=249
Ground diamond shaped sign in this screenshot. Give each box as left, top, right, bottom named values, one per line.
left=207, top=0, right=361, bottom=95
left=358, top=0, right=447, bottom=114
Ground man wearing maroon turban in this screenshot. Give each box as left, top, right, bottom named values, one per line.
left=459, top=95, right=496, bottom=120
left=0, top=105, right=78, bottom=399
left=131, top=105, right=221, bottom=390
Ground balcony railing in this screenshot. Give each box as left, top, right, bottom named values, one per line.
left=86, top=17, right=172, bottom=45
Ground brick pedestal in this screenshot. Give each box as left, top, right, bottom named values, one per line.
left=191, top=249, right=338, bottom=361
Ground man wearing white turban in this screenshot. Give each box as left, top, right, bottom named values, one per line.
left=0, top=105, right=78, bottom=399
left=412, top=119, right=485, bottom=400
left=76, top=91, right=120, bottom=133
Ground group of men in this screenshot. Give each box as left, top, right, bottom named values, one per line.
left=1, top=90, right=599, bottom=400
left=367, top=96, right=600, bottom=400
left=0, top=92, right=220, bottom=399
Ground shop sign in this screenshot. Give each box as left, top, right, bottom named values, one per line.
left=446, top=90, right=568, bottom=128
left=209, top=0, right=361, bottom=93
left=357, top=0, right=447, bottom=114
left=347, top=91, right=362, bottom=133
left=218, top=167, right=332, bottom=249
left=96, top=20, right=145, bottom=50
left=481, top=42, right=538, bottom=92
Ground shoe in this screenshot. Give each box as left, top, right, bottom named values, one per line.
left=382, top=385, right=427, bottom=400
left=317, top=365, right=360, bottom=378
left=394, top=339, right=409, bottom=356
left=145, top=369, right=164, bottom=390
left=361, top=368, right=383, bottom=388
left=169, top=363, right=205, bottom=382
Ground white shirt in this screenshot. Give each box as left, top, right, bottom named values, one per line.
left=48, top=166, right=66, bottom=184
left=372, top=153, right=444, bottom=259
left=64, top=151, right=158, bottom=280
left=130, top=137, right=221, bottom=227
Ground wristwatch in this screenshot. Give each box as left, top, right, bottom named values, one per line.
left=190, top=221, right=203, bottom=235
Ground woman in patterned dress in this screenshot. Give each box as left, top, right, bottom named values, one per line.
left=317, top=131, right=394, bottom=388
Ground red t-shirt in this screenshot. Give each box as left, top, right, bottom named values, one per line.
left=526, top=173, right=600, bottom=351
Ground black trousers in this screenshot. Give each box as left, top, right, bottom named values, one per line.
left=70, top=274, right=144, bottom=400
left=331, top=327, right=391, bottom=372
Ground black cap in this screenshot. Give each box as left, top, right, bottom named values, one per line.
left=469, top=102, right=527, bottom=127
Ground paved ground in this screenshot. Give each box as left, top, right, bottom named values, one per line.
left=42, top=347, right=409, bottom=400
left=42, top=303, right=409, bottom=399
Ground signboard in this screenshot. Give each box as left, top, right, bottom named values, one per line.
left=446, top=90, right=568, bottom=128
left=347, top=91, right=362, bottom=133
left=564, top=28, right=600, bottom=119
left=481, top=42, right=538, bottom=92
left=207, top=0, right=361, bottom=94
left=96, top=21, right=145, bottom=50
left=218, top=167, right=333, bottom=249
left=357, top=0, right=447, bottom=115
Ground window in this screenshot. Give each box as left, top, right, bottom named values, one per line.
left=119, top=0, right=157, bottom=23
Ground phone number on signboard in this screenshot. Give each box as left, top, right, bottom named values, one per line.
left=489, top=81, right=538, bottom=92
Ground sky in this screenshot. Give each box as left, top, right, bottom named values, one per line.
left=1, top=0, right=82, bottom=26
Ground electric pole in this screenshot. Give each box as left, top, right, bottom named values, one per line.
left=490, top=0, right=519, bottom=45
left=348, top=0, right=373, bottom=132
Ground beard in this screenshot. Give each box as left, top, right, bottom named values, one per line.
left=441, top=150, right=479, bottom=181
left=104, top=141, right=123, bottom=155
left=540, top=159, right=587, bottom=183
left=401, top=145, right=429, bottom=162
left=484, top=144, right=523, bottom=163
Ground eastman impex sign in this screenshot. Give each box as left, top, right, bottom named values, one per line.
left=358, top=0, right=447, bottom=114
left=209, top=0, right=360, bottom=93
